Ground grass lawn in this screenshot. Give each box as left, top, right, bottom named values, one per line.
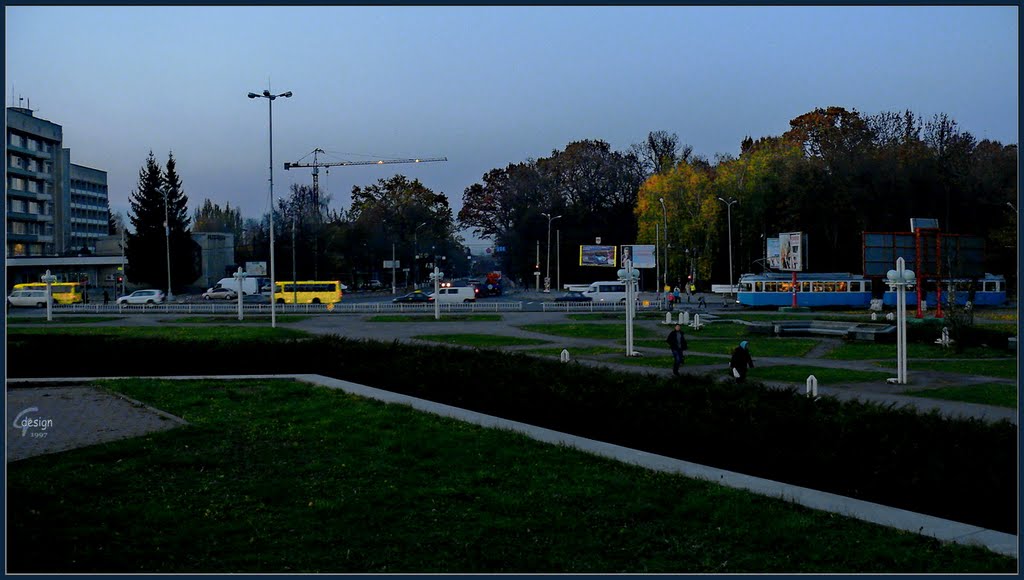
left=6, top=316, right=122, bottom=324
left=8, top=378, right=1011, bottom=573
left=521, top=346, right=624, bottom=357
left=904, top=383, right=1017, bottom=409
left=629, top=335, right=815, bottom=358
left=413, top=333, right=549, bottom=348
left=878, top=359, right=1017, bottom=380
left=628, top=323, right=750, bottom=339
left=367, top=314, right=502, bottom=322
left=825, top=342, right=1011, bottom=361
left=616, top=355, right=727, bottom=368
left=715, top=312, right=874, bottom=322
left=518, top=323, right=656, bottom=340
left=751, top=365, right=894, bottom=384
left=6, top=326, right=310, bottom=341
left=161, top=315, right=311, bottom=324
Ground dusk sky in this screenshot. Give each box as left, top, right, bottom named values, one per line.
left=6, top=5, right=1018, bottom=248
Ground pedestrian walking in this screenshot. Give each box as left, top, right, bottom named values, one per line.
left=697, top=294, right=707, bottom=309
left=103, top=290, right=110, bottom=305
left=666, top=289, right=674, bottom=311
left=686, top=283, right=692, bottom=303
left=673, top=286, right=682, bottom=305
left=666, top=324, right=688, bottom=376
left=729, top=340, right=755, bottom=383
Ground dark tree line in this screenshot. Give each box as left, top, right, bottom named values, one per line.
left=461, top=108, right=1016, bottom=291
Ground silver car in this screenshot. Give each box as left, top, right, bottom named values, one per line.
left=202, top=286, right=238, bottom=300
left=116, top=289, right=166, bottom=305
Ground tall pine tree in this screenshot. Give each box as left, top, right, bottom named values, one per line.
left=125, top=152, right=199, bottom=292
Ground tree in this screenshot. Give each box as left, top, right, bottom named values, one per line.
left=193, top=199, right=243, bottom=237
left=631, top=130, right=691, bottom=176
left=125, top=152, right=199, bottom=291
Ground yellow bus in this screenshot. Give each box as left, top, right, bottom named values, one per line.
left=274, top=281, right=343, bottom=304
left=13, top=282, right=84, bottom=304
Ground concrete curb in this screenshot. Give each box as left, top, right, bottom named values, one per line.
left=8, top=374, right=1018, bottom=558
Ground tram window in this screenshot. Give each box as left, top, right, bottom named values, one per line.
left=864, top=280, right=871, bottom=291
left=850, top=281, right=860, bottom=292
left=812, top=282, right=823, bottom=292
left=801, top=282, right=810, bottom=292
left=754, top=282, right=762, bottom=292
left=837, top=282, right=847, bottom=291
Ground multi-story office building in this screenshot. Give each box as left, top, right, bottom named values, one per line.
left=6, top=106, right=109, bottom=257
left=67, top=162, right=110, bottom=252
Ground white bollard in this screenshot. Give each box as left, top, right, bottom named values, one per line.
left=806, top=375, right=818, bottom=397
left=690, top=313, right=702, bottom=330
left=871, top=312, right=877, bottom=321
left=682, top=311, right=690, bottom=325
left=677, top=312, right=685, bottom=325
left=560, top=349, right=571, bottom=363
left=664, top=312, right=672, bottom=325
left=885, top=312, right=895, bottom=321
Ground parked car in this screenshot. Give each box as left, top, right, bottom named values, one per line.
left=202, top=286, right=238, bottom=300
left=554, top=291, right=593, bottom=303
left=7, top=289, right=53, bottom=308
left=393, top=291, right=430, bottom=304
left=368, top=280, right=384, bottom=290
left=116, top=289, right=166, bottom=305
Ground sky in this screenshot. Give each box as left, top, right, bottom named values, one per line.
left=5, top=6, right=1018, bottom=250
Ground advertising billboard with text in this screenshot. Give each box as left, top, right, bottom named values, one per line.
left=579, top=245, right=617, bottom=267
left=620, top=245, right=656, bottom=269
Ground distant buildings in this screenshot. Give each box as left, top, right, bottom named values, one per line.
left=6, top=105, right=109, bottom=258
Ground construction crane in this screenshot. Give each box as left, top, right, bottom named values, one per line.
left=284, top=148, right=447, bottom=208
left=283, top=149, right=446, bottom=279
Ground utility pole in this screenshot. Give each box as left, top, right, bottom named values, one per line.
left=292, top=213, right=297, bottom=305
left=556, top=229, right=561, bottom=292
left=535, top=240, right=541, bottom=291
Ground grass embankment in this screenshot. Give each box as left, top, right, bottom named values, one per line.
left=518, top=323, right=656, bottom=340
left=878, top=359, right=1017, bottom=380
left=367, top=314, right=502, bottom=322
left=6, top=331, right=1016, bottom=535
left=7, top=378, right=1012, bottom=573
left=523, top=346, right=624, bottom=357
left=826, top=342, right=1011, bottom=360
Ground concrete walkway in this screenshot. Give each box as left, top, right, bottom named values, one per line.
left=8, top=374, right=1015, bottom=559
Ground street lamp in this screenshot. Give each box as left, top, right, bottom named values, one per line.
left=717, top=196, right=738, bottom=295
left=414, top=221, right=427, bottom=287
left=541, top=212, right=561, bottom=292
left=163, top=187, right=173, bottom=300
left=658, top=197, right=668, bottom=290
left=885, top=258, right=916, bottom=385
left=248, top=88, right=292, bottom=328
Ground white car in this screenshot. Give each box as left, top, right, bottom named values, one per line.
left=117, top=289, right=166, bottom=305
left=7, top=289, right=54, bottom=308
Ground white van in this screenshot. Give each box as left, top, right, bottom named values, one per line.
left=213, top=276, right=267, bottom=296
left=582, top=281, right=634, bottom=303
left=430, top=286, right=477, bottom=303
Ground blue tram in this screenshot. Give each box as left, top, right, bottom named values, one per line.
left=881, top=273, right=1007, bottom=307
left=737, top=272, right=1007, bottom=308
left=736, top=273, right=873, bottom=308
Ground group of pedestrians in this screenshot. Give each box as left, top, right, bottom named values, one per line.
left=665, top=284, right=706, bottom=310
left=665, top=324, right=754, bottom=382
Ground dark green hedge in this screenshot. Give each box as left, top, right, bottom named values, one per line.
left=8, top=333, right=1016, bottom=534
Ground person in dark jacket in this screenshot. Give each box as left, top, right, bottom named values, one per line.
left=666, top=324, right=688, bottom=376
left=729, top=340, right=755, bottom=383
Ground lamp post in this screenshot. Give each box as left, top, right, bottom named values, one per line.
left=233, top=266, right=247, bottom=322
left=541, top=212, right=561, bottom=293
left=658, top=197, right=668, bottom=290
left=248, top=88, right=292, bottom=328
left=717, top=196, right=738, bottom=295
left=414, top=222, right=427, bottom=288
left=41, top=269, right=57, bottom=322
left=163, top=187, right=173, bottom=301
left=886, top=258, right=916, bottom=385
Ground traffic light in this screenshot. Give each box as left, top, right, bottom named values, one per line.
left=117, top=276, right=123, bottom=284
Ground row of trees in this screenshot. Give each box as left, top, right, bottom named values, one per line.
left=460, top=107, right=1017, bottom=291
left=124, top=105, right=1016, bottom=293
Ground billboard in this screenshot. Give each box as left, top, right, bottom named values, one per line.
left=778, top=232, right=805, bottom=272
left=245, top=261, right=268, bottom=276
left=766, top=237, right=781, bottom=270
left=620, top=244, right=656, bottom=269
left=579, top=245, right=617, bottom=267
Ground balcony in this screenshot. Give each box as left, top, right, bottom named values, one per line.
left=6, top=143, right=52, bottom=160
left=7, top=211, right=54, bottom=223
left=6, top=232, right=53, bottom=244
left=6, top=188, right=53, bottom=202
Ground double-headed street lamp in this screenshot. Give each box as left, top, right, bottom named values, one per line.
left=717, top=196, right=738, bottom=295
left=541, top=212, right=561, bottom=292
left=248, top=89, right=292, bottom=328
